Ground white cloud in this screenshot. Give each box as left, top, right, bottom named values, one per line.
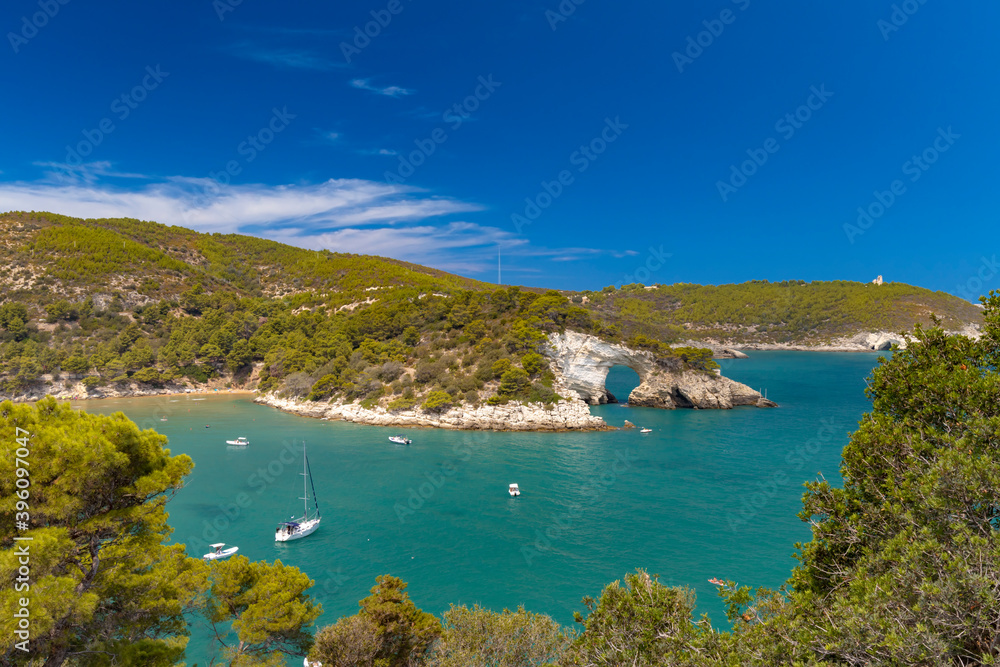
left=350, top=78, right=414, bottom=98
left=0, top=175, right=479, bottom=236
left=0, top=171, right=640, bottom=279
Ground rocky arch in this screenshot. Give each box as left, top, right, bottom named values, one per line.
left=543, top=331, right=775, bottom=410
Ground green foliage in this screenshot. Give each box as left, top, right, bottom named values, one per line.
left=132, top=366, right=163, bottom=385
left=308, top=374, right=339, bottom=402
left=561, top=570, right=714, bottom=667
left=498, top=368, right=530, bottom=397
left=204, top=555, right=321, bottom=664
left=0, top=397, right=205, bottom=665
left=490, top=358, right=512, bottom=379
left=422, top=390, right=453, bottom=413
left=429, top=604, right=570, bottom=667
left=311, top=574, right=441, bottom=667
left=672, top=346, right=719, bottom=372
left=387, top=397, right=417, bottom=412
left=521, top=352, right=548, bottom=376
left=584, top=279, right=982, bottom=345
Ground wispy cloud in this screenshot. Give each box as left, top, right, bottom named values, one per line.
left=226, top=43, right=344, bottom=71
left=350, top=78, right=414, bottom=98
left=0, top=171, right=637, bottom=278
left=32, top=160, right=150, bottom=184
left=319, top=131, right=341, bottom=144
left=359, top=148, right=398, bottom=156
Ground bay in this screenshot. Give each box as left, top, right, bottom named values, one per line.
left=71, top=350, right=885, bottom=664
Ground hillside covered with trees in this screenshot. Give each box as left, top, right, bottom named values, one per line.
left=580, top=279, right=983, bottom=346
left=0, top=212, right=983, bottom=408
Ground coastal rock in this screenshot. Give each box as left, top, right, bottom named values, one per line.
left=623, top=420, right=635, bottom=429
left=722, top=348, right=749, bottom=359
left=845, top=331, right=907, bottom=351
left=628, top=372, right=766, bottom=410
left=255, top=393, right=611, bottom=432
left=542, top=331, right=773, bottom=410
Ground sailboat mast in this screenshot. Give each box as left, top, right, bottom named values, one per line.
left=303, top=442, right=308, bottom=519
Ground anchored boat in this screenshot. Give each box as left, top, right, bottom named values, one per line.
left=509, top=483, right=520, bottom=497
left=203, top=543, right=238, bottom=560
left=275, top=443, right=322, bottom=542
left=389, top=435, right=412, bottom=445
left=226, top=437, right=250, bottom=446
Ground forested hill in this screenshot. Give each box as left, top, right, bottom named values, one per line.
left=1, top=211, right=486, bottom=308
left=0, top=211, right=984, bottom=404
left=578, top=280, right=983, bottom=346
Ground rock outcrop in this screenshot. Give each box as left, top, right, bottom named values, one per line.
left=255, top=393, right=610, bottom=431
left=543, top=331, right=775, bottom=410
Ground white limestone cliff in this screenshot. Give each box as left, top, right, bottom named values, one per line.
left=542, top=331, right=775, bottom=410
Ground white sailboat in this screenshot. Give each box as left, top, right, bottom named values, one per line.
left=275, top=443, right=321, bottom=542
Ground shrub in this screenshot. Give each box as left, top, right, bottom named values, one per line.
left=415, top=360, right=445, bottom=384
left=131, top=367, right=163, bottom=385
left=498, top=368, right=530, bottom=397
left=307, top=374, right=339, bottom=402
left=674, top=346, right=719, bottom=372
left=422, top=390, right=453, bottom=413
left=490, top=358, right=512, bottom=379
left=375, top=360, right=405, bottom=382
left=521, top=352, right=548, bottom=376
left=388, top=397, right=416, bottom=412
left=283, top=372, right=315, bottom=397
left=81, top=376, right=101, bottom=390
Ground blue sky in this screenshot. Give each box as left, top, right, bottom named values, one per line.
left=2, top=0, right=998, bottom=298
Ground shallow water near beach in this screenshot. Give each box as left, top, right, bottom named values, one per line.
left=72, top=351, right=885, bottom=665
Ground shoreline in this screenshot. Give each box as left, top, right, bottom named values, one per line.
left=254, top=393, right=613, bottom=432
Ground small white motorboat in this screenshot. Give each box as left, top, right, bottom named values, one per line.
left=509, top=483, right=520, bottom=497
left=226, top=437, right=250, bottom=446
left=640, top=428, right=652, bottom=433
left=304, top=658, right=322, bottom=667
left=389, top=435, right=412, bottom=445
left=203, top=543, right=238, bottom=560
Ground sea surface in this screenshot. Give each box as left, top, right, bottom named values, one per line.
left=71, top=351, right=886, bottom=665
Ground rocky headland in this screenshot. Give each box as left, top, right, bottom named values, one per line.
left=254, top=332, right=775, bottom=431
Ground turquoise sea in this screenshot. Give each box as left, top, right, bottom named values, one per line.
left=72, top=351, right=886, bottom=665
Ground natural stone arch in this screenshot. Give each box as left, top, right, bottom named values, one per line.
left=603, top=364, right=642, bottom=404
left=543, top=331, right=773, bottom=410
